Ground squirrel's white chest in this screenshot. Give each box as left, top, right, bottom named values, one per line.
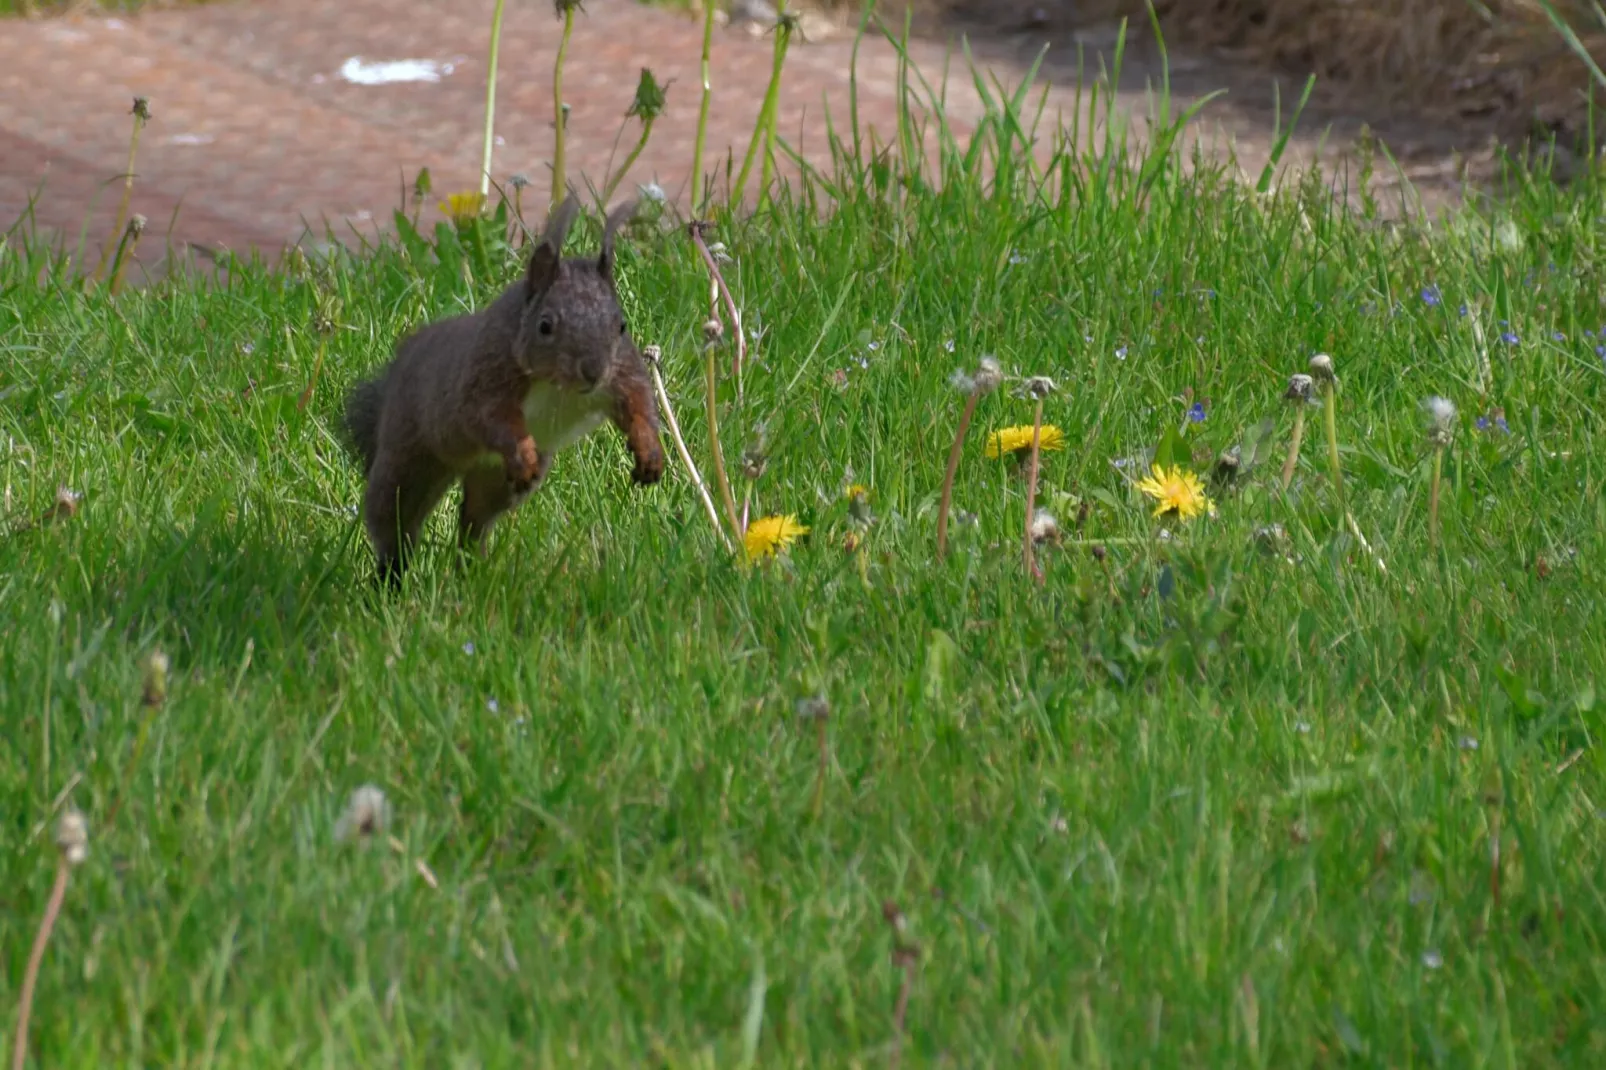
left=521, top=382, right=609, bottom=455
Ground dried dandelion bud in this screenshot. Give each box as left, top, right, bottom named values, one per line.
left=1091, top=544, right=1107, bottom=562
left=128, top=214, right=148, bottom=238
left=702, top=318, right=724, bottom=344
left=1252, top=523, right=1289, bottom=553
left=554, top=0, right=585, bottom=13
left=973, top=355, right=1004, bottom=396
left=141, top=649, right=169, bottom=708
left=508, top=173, right=530, bottom=191
left=707, top=241, right=732, bottom=264
left=131, top=97, right=152, bottom=122
left=55, top=807, right=89, bottom=867
left=642, top=343, right=662, bottom=367
left=1020, top=375, right=1057, bottom=400
left=1029, top=510, right=1060, bottom=545
left=1284, top=373, right=1314, bottom=403
left=1422, top=395, right=1456, bottom=449
left=1212, top=445, right=1242, bottom=487
left=741, top=452, right=768, bottom=481
left=1308, top=353, right=1336, bottom=387
left=334, top=784, right=390, bottom=844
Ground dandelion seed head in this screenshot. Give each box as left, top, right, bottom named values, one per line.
left=55, top=807, right=89, bottom=867
left=1029, top=510, right=1060, bottom=544
left=949, top=370, right=976, bottom=394
left=642, top=343, right=662, bottom=366
left=508, top=173, right=530, bottom=191
left=973, top=355, right=1004, bottom=396
left=795, top=695, right=830, bottom=721
left=334, top=784, right=390, bottom=844
left=1308, top=353, right=1335, bottom=384
left=702, top=318, right=724, bottom=343
left=1422, top=395, right=1456, bottom=447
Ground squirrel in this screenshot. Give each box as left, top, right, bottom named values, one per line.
left=341, top=197, right=664, bottom=585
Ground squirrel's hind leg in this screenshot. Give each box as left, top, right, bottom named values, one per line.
left=365, top=455, right=453, bottom=584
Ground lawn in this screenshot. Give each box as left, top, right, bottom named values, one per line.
left=2, top=24, right=1604, bottom=1067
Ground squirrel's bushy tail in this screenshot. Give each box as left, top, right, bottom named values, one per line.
left=341, top=372, right=388, bottom=475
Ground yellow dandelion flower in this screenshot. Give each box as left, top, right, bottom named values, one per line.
left=744, top=514, right=809, bottom=562
left=1135, top=464, right=1213, bottom=521
left=985, top=424, right=1066, bottom=459
left=844, top=483, right=872, bottom=502
left=439, top=191, right=486, bottom=225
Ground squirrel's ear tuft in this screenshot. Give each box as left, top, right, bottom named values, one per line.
left=598, top=199, right=638, bottom=280
left=527, top=197, right=580, bottom=299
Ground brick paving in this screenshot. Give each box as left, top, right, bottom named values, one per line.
left=0, top=0, right=1468, bottom=271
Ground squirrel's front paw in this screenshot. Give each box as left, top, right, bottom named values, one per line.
left=506, top=437, right=541, bottom=491
left=631, top=447, right=665, bottom=487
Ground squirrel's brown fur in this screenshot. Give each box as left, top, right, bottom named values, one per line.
left=341, top=198, right=664, bottom=585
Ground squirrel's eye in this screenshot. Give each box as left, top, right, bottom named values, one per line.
left=619, top=320, right=627, bottom=336
left=538, top=316, right=554, bottom=337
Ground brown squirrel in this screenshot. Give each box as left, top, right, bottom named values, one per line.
left=341, top=197, right=664, bottom=584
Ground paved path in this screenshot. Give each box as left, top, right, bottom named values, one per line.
left=0, top=0, right=1474, bottom=273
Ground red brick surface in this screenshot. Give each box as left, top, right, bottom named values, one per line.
left=0, top=0, right=1464, bottom=270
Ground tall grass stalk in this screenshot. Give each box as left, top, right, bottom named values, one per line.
left=478, top=0, right=508, bottom=198
left=732, top=6, right=796, bottom=209
left=690, top=0, right=717, bottom=216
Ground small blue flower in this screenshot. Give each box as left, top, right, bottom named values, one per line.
left=1115, top=346, right=1128, bottom=360
left=1476, top=416, right=1488, bottom=432
left=1421, top=285, right=1442, bottom=307
left=1495, top=414, right=1509, bottom=433
left=1501, top=331, right=1519, bottom=345
left=1553, top=331, right=1566, bottom=341
left=1596, top=344, right=1606, bottom=360
left=1187, top=402, right=1207, bottom=424
left=1477, top=413, right=1509, bottom=434
left=1458, top=304, right=1469, bottom=317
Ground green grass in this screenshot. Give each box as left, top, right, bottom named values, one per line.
left=3, top=25, right=1605, bottom=1068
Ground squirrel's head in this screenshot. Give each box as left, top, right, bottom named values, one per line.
left=515, top=198, right=639, bottom=394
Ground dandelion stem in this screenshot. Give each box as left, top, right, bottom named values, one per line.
left=690, top=0, right=717, bottom=217
left=107, top=220, right=143, bottom=297
left=11, top=859, right=69, bottom=1070
left=936, top=392, right=980, bottom=561
left=647, top=352, right=731, bottom=552
left=94, top=101, right=148, bottom=284
left=551, top=3, right=577, bottom=210
left=688, top=222, right=747, bottom=386
left=600, top=117, right=656, bottom=207
left=297, top=335, right=328, bottom=413
left=1023, top=398, right=1045, bottom=585
left=1322, top=386, right=1344, bottom=505
left=704, top=339, right=743, bottom=542
left=1428, top=446, right=1444, bottom=550
left=479, top=0, right=508, bottom=199
left=1280, top=408, right=1305, bottom=492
